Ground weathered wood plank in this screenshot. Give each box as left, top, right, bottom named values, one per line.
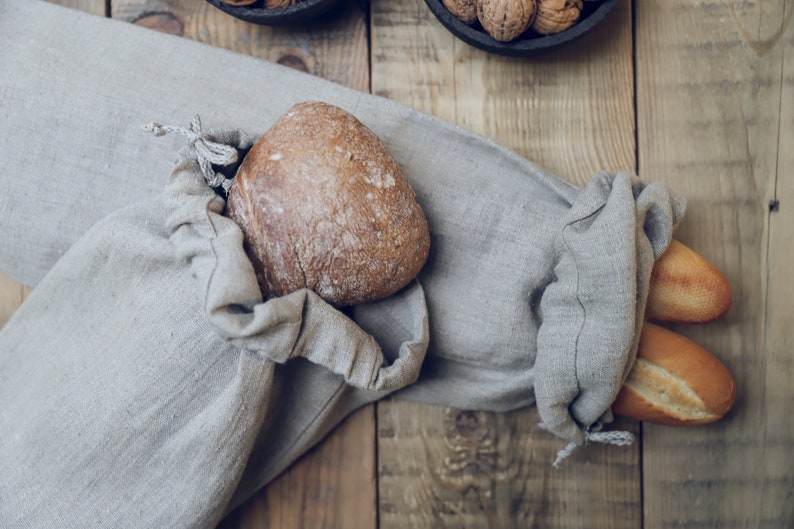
left=379, top=402, right=641, bottom=529
left=108, top=2, right=376, bottom=527
left=371, top=1, right=642, bottom=528
left=112, top=0, right=369, bottom=89
left=763, top=27, right=794, bottom=521
left=636, top=0, right=793, bottom=527
left=0, top=274, right=28, bottom=329
left=44, top=0, right=106, bottom=15
left=371, top=0, right=636, bottom=185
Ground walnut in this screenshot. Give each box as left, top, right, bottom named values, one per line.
left=264, top=0, right=298, bottom=7
left=443, top=0, right=478, bottom=25
left=531, top=0, right=584, bottom=35
left=220, top=0, right=258, bottom=5
left=477, top=0, right=537, bottom=42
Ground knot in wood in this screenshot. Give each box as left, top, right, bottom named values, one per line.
left=131, top=11, right=184, bottom=36
left=277, top=54, right=310, bottom=73
left=429, top=409, right=518, bottom=497
left=453, top=410, right=488, bottom=441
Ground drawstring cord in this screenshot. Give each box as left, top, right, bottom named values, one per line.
left=143, top=115, right=238, bottom=192
left=552, top=429, right=635, bottom=468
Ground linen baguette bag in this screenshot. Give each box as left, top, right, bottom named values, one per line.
left=1, top=0, right=684, bottom=522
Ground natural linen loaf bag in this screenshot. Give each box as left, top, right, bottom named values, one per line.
left=0, top=129, right=429, bottom=528
left=0, top=0, right=686, bottom=525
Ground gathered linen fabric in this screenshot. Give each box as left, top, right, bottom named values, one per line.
left=1, top=0, right=686, bottom=524
left=0, top=130, right=429, bottom=528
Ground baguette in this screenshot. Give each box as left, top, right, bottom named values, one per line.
left=646, top=239, right=732, bottom=323
left=612, top=323, right=736, bottom=426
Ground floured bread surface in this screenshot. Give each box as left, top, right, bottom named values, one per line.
left=226, top=101, right=430, bottom=307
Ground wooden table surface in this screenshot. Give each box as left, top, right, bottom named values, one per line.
left=2, top=0, right=792, bottom=527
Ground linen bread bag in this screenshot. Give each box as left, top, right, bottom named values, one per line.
left=0, top=125, right=430, bottom=528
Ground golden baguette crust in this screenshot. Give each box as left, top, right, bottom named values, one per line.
left=646, top=239, right=732, bottom=323
left=612, top=323, right=736, bottom=426
left=226, top=102, right=430, bottom=307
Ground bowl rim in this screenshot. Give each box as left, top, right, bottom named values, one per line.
left=423, top=0, right=620, bottom=56
left=204, top=0, right=346, bottom=25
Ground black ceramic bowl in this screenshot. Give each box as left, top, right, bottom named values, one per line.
left=424, top=0, right=620, bottom=56
left=204, top=0, right=347, bottom=25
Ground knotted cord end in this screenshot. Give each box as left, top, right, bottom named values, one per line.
left=141, top=122, right=168, bottom=137
left=142, top=115, right=240, bottom=190
left=551, top=429, right=635, bottom=468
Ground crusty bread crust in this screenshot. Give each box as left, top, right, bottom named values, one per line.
left=226, top=101, right=430, bottom=307
left=646, top=239, right=732, bottom=323
left=612, top=323, right=736, bottom=426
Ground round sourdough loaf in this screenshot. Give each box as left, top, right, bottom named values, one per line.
left=225, top=101, right=431, bottom=307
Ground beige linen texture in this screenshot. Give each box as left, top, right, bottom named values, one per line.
left=0, top=132, right=429, bottom=528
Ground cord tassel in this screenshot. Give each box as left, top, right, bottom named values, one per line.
left=552, top=430, right=635, bottom=468
left=143, top=115, right=239, bottom=190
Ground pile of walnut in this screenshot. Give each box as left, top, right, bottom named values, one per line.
left=220, top=0, right=303, bottom=7
left=443, top=0, right=592, bottom=42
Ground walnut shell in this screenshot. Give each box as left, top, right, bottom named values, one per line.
left=443, top=0, right=478, bottom=25
left=477, top=0, right=537, bottom=42
left=532, top=0, right=583, bottom=35
left=264, top=0, right=297, bottom=8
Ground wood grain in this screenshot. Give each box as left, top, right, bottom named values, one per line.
left=0, top=273, right=29, bottom=329
left=112, top=0, right=369, bottom=89
left=371, top=0, right=635, bottom=185
left=636, top=0, right=794, bottom=527
left=44, top=0, right=106, bottom=15
left=765, top=12, right=794, bottom=525
left=371, top=1, right=641, bottom=528
left=379, top=403, right=641, bottom=529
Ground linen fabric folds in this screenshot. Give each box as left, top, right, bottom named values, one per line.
left=0, top=132, right=429, bottom=528
left=1, top=0, right=685, bottom=526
